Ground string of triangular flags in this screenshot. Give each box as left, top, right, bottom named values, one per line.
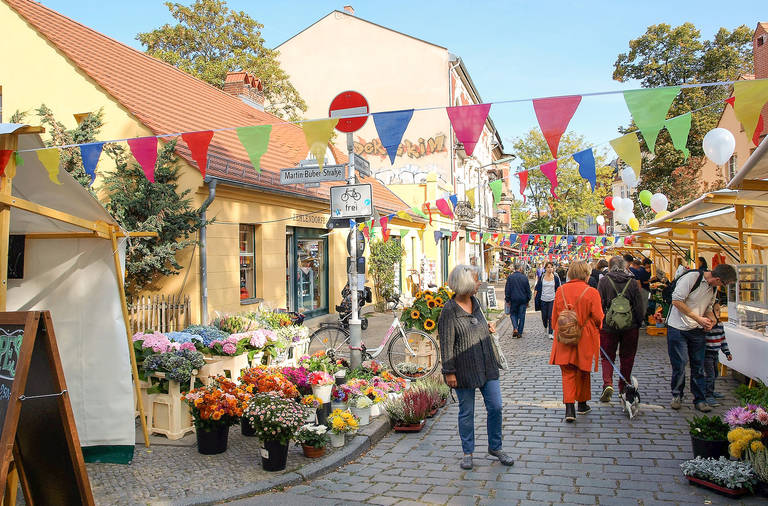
left=2, top=79, right=766, bottom=192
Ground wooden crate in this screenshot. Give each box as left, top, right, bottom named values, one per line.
left=144, top=373, right=194, bottom=440
left=646, top=326, right=667, bottom=337
left=197, top=353, right=250, bottom=384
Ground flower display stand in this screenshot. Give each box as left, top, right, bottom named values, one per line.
left=198, top=353, right=250, bottom=384
left=287, top=338, right=310, bottom=366
left=135, top=379, right=151, bottom=418
left=144, top=373, right=194, bottom=440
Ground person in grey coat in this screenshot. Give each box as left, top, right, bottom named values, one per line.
left=439, top=264, right=515, bottom=470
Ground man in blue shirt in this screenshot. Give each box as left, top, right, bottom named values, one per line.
left=505, top=263, right=532, bottom=338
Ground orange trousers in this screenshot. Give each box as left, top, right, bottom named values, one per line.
left=560, top=365, right=591, bottom=403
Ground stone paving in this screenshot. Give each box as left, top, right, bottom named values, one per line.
left=238, top=301, right=764, bottom=505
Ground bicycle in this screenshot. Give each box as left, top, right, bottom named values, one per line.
left=307, top=296, right=440, bottom=380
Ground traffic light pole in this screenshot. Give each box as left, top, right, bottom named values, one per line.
left=347, top=132, right=362, bottom=370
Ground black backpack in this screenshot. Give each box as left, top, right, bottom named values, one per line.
left=662, top=270, right=704, bottom=305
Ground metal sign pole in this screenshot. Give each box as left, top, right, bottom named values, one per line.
left=346, top=132, right=362, bottom=369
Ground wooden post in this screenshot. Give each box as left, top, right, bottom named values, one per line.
left=745, top=206, right=754, bottom=264
left=735, top=205, right=745, bottom=263
left=109, top=227, right=150, bottom=448
left=667, top=232, right=674, bottom=279
left=691, top=229, right=699, bottom=267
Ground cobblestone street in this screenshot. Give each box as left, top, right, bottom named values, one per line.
left=238, top=306, right=763, bottom=506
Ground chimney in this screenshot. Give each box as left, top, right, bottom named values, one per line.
left=223, top=71, right=264, bottom=110
left=343, top=5, right=354, bottom=15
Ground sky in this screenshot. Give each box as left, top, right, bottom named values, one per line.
left=36, top=0, right=763, bottom=165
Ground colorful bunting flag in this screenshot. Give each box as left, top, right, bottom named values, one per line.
left=518, top=170, right=528, bottom=202
left=446, top=103, right=491, bottom=156
left=470, top=231, right=478, bottom=241
left=380, top=216, right=388, bottom=235
left=520, top=234, right=529, bottom=245
left=236, top=125, right=271, bottom=173
left=532, top=95, right=582, bottom=158
left=726, top=96, right=764, bottom=146
left=466, top=188, right=476, bottom=208
left=509, top=233, right=517, bottom=244
left=482, top=233, right=491, bottom=243
left=451, top=231, right=459, bottom=241
left=417, top=229, right=424, bottom=242
left=540, top=160, right=558, bottom=198
left=182, top=130, right=215, bottom=176
left=80, top=142, right=104, bottom=185
left=665, top=112, right=692, bottom=160
left=301, top=119, right=338, bottom=172
left=362, top=224, right=370, bottom=241
left=396, top=210, right=412, bottom=222
left=0, top=150, right=13, bottom=177
left=372, top=109, right=414, bottom=164
left=399, top=229, right=410, bottom=238
left=424, top=202, right=433, bottom=225
left=572, top=148, right=596, bottom=191
left=410, top=206, right=428, bottom=220
left=623, top=86, right=680, bottom=154
left=36, top=148, right=62, bottom=185
left=609, top=133, right=642, bottom=177
left=435, top=198, right=454, bottom=219
left=733, top=80, right=768, bottom=142
left=449, top=194, right=458, bottom=209
left=14, top=151, right=24, bottom=168
left=489, top=179, right=503, bottom=206
left=127, top=137, right=158, bottom=182
left=434, top=230, right=443, bottom=244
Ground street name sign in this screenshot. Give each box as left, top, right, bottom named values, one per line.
left=280, top=164, right=346, bottom=185
left=330, top=183, right=373, bottom=219
left=353, top=153, right=371, bottom=178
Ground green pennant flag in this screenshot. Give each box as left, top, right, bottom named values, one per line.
left=482, top=232, right=491, bottom=243
left=14, top=151, right=24, bottom=167
left=489, top=179, right=503, bottom=206
left=236, top=125, right=272, bottom=173
left=665, top=112, right=691, bottom=160
left=623, top=86, right=680, bottom=154
left=410, top=206, right=428, bottom=219
left=399, top=229, right=410, bottom=238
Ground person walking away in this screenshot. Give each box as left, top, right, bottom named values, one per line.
left=588, top=259, right=609, bottom=288
left=505, top=262, right=531, bottom=338
left=667, top=264, right=737, bottom=412
left=703, top=301, right=732, bottom=407
left=535, top=262, right=561, bottom=339
left=550, top=261, right=604, bottom=422
left=438, top=264, right=514, bottom=470
left=697, top=256, right=708, bottom=271
left=596, top=256, right=645, bottom=402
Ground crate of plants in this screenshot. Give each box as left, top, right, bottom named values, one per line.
left=680, top=457, right=757, bottom=496
left=688, top=415, right=730, bottom=459
left=385, top=388, right=432, bottom=432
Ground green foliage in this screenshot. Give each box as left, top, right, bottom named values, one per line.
left=680, top=457, right=757, bottom=491
left=735, top=382, right=768, bottom=408
left=368, top=238, right=405, bottom=302
left=511, top=129, right=613, bottom=233
left=613, top=23, right=753, bottom=210
left=102, top=140, right=208, bottom=296
left=688, top=415, right=729, bottom=441
left=137, top=0, right=306, bottom=121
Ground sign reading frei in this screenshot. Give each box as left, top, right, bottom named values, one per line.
left=280, top=164, right=346, bottom=185
left=330, top=183, right=373, bottom=219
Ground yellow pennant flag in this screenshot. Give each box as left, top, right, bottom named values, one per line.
left=466, top=188, right=475, bottom=208
left=733, top=80, right=768, bottom=141
left=357, top=222, right=366, bottom=231
left=609, top=133, right=642, bottom=177
left=396, top=210, right=412, bottom=222
left=301, top=118, right=339, bottom=172
left=417, top=229, right=424, bottom=242
left=36, top=148, right=62, bottom=185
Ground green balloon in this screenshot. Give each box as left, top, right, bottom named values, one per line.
left=639, top=190, right=652, bottom=206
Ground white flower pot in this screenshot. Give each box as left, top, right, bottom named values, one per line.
left=330, top=432, right=345, bottom=448
left=305, top=408, right=317, bottom=424
left=331, top=401, right=346, bottom=412
left=312, top=384, right=332, bottom=404
left=351, top=406, right=370, bottom=426
left=370, top=404, right=380, bottom=418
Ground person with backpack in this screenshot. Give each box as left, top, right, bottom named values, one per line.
left=666, top=264, right=738, bottom=412
left=534, top=262, right=561, bottom=338
left=596, top=256, right=645, bottom=402
left=549, top=261, right=604, bottom=423
left=588, top=259, right=608, bottom=289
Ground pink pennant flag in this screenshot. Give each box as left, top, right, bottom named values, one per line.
left=446, top=103, right=491, bottom=156
left=127, top=137, right=158, bottom=182
left=424, top=202, right=433, bottom=225
left=470, top=231, right=477, bottom=241
left=520, top=234, right=529, bottom=246
left=362, top=224, right=370, bottom=241
left=532, top=95, right=582, bottom=158
left=540, top=160, right=558, bottom=198
left=450, top=231, right=459, bottom=242
left=518, top=170, right=528, bottom=202
left=181, top=130, right=214, bottom=176
left=380, top=216, right=388, bottom=234
left=435, top=198, right=454, bottom=219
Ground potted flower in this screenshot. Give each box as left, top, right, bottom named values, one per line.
left=183, top=377, right=250, bottom=454
left=728, top=429, right=768, bottom=496
left=725, top=405, right=768, bottom=438
left=308, top=371, right=334, bottom=403
left=326, top=408, right=359, bottom=447
left=300, top=394, right=322, bottom=423
left=688, top=415, right=730, bottom=459
left=399, top=287, right=452, bottom=334
left=363, top=386, right=385, bottom=417
left=350, top=395, right=373, bottom=426
left=244, top=392, right=306, bottom=472
left=295, top=424, right=330, bottom=458
left=680, top=457, right=756, bottom=496
left=331, top=384, right=349, bottom=411
left=385, top=389, right=431, bottom=432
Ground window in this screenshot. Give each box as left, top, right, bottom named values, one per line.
left=8, top=235, right=24, bottom=279
left=728, top=154, right=738, bottom=181
left=239, top=225, right=256, bottom=300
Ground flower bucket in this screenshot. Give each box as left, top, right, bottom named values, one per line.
left=260, top=439, right=290, bottom=472
left=351, top=406, right=370, bottom=426
left=690, top=436, right=729, bottom=460
left=196, top=425, right=229, bottom=454
left=330, top=432, right=345, bottom=448
left=334, top=370, right=347, bottom=386
left=241, top=417, right=257, bottom=437
left=312, top=384, right=333, bottom=404
left=302, top=445, right=325, bottom=458
left=305, top=408, right=317, bottom=424
left=317, top=403, right=331, bottom=426
left=331, top=400, right=346, bottom=411
left=370, top=403, right=380, bottom=418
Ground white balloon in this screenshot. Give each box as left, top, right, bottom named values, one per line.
left=702, top=128, right=736, bottom=166
left=650, top=193, right=668, bottom=213
left=595, top=215, right=605, bottom=225
left=620, top=167, right=638, bottom=188
left=617, top=198, right=633, bottom=214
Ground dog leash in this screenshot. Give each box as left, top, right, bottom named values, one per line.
left=599, top=346, right=632, bottom=387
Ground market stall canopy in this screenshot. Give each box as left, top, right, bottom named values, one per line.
left=727, top=135, right=768, bottom=189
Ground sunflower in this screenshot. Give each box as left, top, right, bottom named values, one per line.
left=424, top=319, right=436, bottom=331
left=427, top=300, right=437, bottom=309
left=410, top=310, right=420, bottom=319
left=434, top=296, right=443, bottom=304
left=414, top=290, right=422, bottom=298
left=424, top=294, right=434, bottom=302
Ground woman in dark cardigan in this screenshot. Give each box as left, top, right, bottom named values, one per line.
left=438, top=264, right=515, bottom=470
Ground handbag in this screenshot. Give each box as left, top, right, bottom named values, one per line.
left=481, top=311, right=508, bottom=370
left=555, top=286, right=590, bottom=346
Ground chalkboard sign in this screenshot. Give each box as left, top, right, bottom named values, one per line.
left=486, top=286, right=498, bottom=309
left=0, top=311, right=94, bottom=505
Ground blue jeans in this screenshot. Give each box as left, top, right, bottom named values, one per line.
left=667, top=326, right=707, bottom=404
left=703, top=350, right=720, bottom=400
left=509, top=302, right=527, bottom=334
left=455, top=379, right=503, bottom=455
left=540, top=300, right=554, bottom=334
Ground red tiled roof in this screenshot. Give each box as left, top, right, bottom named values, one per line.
left=5, top=0, right=410, bottom=215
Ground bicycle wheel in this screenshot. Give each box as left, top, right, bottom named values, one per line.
left=308, top=325, right=350, bottom=362
left=387, top=329, right=440, bottom=380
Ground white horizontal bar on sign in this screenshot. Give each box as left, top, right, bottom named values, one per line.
left=330, top=106, right=368, bottom=118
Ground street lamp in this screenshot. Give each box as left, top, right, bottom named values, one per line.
left=472, top=156, right=515, bottom=281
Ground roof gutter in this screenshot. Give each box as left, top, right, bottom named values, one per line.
left=199, top=179, right=217, bottom=325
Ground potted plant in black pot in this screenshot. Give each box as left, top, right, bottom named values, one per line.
left=244, top=392, right=306, bottom=472
left=689, top=415, right=730, bottom=459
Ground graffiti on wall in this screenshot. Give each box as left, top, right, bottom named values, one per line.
left=374, top=164, right=435, bottom=185
left=354, top=133, right=447, bottom=160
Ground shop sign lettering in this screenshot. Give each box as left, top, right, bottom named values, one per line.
left=0, top=331, right=23, bottom=381
left=354, top=133, right=447, bottom=160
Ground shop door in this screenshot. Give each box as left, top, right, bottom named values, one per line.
left=286, top=231, right=295, bottom=311
left=290, top=227, right=329, bottom=317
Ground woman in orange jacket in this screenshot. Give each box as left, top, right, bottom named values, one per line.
left=549, top=260, right=604, bottom=422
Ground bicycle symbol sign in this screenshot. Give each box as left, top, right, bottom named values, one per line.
left=330, top=183, right=373, bottom=219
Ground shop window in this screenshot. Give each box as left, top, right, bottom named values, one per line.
left=239, top=225, right=256, bottom=301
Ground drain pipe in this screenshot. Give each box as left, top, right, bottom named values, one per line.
left=200, top=179, right=217, bottom=325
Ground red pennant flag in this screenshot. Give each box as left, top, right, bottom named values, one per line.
left=577, top=236, right=583, bottom=244
left=540, top=160, right=558, bottom=198
left=470, top=231, right=477, bottom=241
left=450, top=231, right=459, bottom=241
left=726, top=96, right=764, bottom=146
left=382, top=228, right=391, bottom=242
left=518, top=171, right=528, bottom=202
left=492, top=233, right=499, bottom=241
left=446, top=103, right=492, bottom=156
left=424, top=202, right=433, bottom=225
left=435, top=198, right=454, bottom=219
left=380, top=216, right=388, bottom=234
left=0, top=150, right=13, bottom=177
left=362, top=224, right=370, bottom=241
left=127, top=137, right=158, bottom=182
left=534, top=234, right=541, bottom=244
left=181, top=130, right=214, bottom=176
left=532, top=96, right=583, bottom=158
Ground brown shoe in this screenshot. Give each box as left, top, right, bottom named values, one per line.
left=512, top=330, right=518, bottom=338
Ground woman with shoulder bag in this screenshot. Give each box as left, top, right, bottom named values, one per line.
left=534, top=262, right=561, bottom=339
left=438, top=265, right=515, bottom=470
left=549, top=260, right=604, bottom=423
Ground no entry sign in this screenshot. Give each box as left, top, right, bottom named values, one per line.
left=329, top=91, right=369, bottom=133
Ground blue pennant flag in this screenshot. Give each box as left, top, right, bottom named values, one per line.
left=566, top=235, right=574, bottom=244
left=509, top=233, right=517, bottom=244
left=80, top=142, right=105, bottom=185
left=434, top=230, right=443, bottom=245
left=449, top=194, right=458, bottom=209
left=572, top=148, right=596, bottom=192
left=349, top=219, right=356, bottom=229
left=372, top=109, right=414, bottom=164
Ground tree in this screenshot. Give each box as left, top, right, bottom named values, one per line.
left=137, top=0, right=306, bottom=121
left=368, top=238, right=405, bottom=307
left=613, top=23, right=752, bottom=209
left=511, top=129, right=613, bottom=233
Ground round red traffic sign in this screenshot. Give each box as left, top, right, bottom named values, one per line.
left=329, top=91, right=369, bottom=133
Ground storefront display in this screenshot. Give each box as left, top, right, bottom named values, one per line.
left=286, top=227, right=329, bottom=317
left=724, top=265, right=768, bottom=383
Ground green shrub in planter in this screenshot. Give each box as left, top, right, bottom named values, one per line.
left=680, top=457, right=757, bottom=491
left=688, top=415, right=730, bottom=441
left=735, top=382, right=768, bottom=408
